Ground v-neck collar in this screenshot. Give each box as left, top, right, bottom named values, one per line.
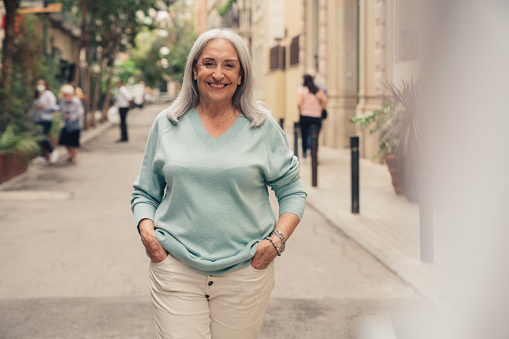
left=186, top=108, right=247, bottom=150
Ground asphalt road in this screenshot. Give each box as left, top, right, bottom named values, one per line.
left=0, top=104, right=426, bottom=339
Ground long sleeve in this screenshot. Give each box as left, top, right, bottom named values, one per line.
left=264, top=115, right=307, bottom=220
left=59, top=98, right=85, bottom=131
left=121, top=86, right=133, bottom=101
left=130, top=114, right=168, bottom=228
left=68, top=98, right=84, bottom=122
left=130, top=109, right=305, bottom=275
left=38, top=91, right=57, bottom=120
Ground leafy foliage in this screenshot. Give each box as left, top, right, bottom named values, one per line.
left=350, top=101, right=394, bottom=158
left=218, top=0, right=237, bottom=16
left=130, top=9, right=196, bottom=88
left=0, top=125, right=42, bottom=160
left=0, top=14, right=62, bottom=155
left=380, top=79, right=421, bottom=160
left=350, top=78, right=421, bottom=159
left=350, top=78, right=422, bottom=201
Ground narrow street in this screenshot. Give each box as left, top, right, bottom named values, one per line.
left=0, top=104, right=424, bottom=338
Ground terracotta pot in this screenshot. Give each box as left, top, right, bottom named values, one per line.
left=0, top=152, right=28, bottom=184
left=385, top=153, right=404, bottom=195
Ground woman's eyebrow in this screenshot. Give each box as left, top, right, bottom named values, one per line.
left=202, top=57, right=238, bottom=62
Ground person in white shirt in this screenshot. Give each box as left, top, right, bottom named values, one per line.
left=115, top=80, right=133, bottom=142
left=30, top=79, right=59, bottom=164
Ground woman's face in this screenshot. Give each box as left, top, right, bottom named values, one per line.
left=63, top=93, right=73, bottom=102
left=193, top=39, right=242, bottom=107
left=37, top=80, right=46, bottom=92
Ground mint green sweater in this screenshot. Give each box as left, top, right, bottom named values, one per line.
left=131, top=108, right=306, bottom=275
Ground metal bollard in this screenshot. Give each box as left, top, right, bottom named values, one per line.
left=420, top=155, right=434, bottom=262
left=293, top=122, right=299, bottom=159
left=279, top=118, right=285, bottom=131
left=351, top=136, right=359, bottom=214
left=311, top=124, right=318, bottom=187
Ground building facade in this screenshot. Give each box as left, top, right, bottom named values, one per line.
left=0, top=1, right=81, bottom=83
left=193, top=0, right=420, bottom=158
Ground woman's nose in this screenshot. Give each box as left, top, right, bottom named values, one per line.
left=212, top=68, right=224, bottom=80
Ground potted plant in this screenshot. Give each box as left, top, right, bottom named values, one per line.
left=0, top=125, right=42, bottom=184
left=350, top=78, right=421, bottom=201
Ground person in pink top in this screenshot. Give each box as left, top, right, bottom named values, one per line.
left=297, top=74, right=327, bottom=158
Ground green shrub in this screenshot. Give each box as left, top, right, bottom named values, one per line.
left=0, top=125, right=42, bottom=160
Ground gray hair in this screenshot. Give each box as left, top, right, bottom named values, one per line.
left=166, top=28, right=268, bottom=127
left=60, top=84, right=75, bottom=95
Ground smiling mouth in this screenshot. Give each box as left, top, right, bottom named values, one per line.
left=208, top=83, right=228, bottom=88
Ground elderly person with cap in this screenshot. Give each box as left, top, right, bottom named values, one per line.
left=57, top=84, right=84, bottom=165
left=131, top=28, right=307, bottom=338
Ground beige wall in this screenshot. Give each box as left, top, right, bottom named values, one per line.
left=356, top=0, right=382, bottom=159
left=265, top=71, right=285, bottom=121
left=50, top=27, right=79, bottom=63
left=283, top=0, right=303, bottom=127
left=206, top=0, right=223, bottom=29
left=251, top=1, right=266, bottom=101
left=263, top=0, right=283, bottom=120
left=194, top=0, right=208, bottom=33
left=263, top=0, right=302, bottom=127
left=310, top=0, right=358, bottom=149
left=285, top=69, right=301, bottom=127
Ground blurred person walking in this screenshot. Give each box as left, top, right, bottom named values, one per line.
left=30, top=79, right=59, bottom=165
left=115, top=80, right=133, bottom=142
left=131, top=28, right=307, bottom=339
left=307, top=68, right=328, bottom=98
left=57, top=85, right=84, bottom=165
left=297, top=74, right=327, bottom=158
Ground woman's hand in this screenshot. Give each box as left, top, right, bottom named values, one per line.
left=251, top=239, right=279, bottom=270
left=139, top=219, right=168, bottom=263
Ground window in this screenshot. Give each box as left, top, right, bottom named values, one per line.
left=289, top=35, right=299, bottom=66
left=270, top=45, right=286, bottom=71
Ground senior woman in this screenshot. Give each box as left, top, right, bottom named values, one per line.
left=131, top=28, right=306, bottom=339
left=58, top=84, right=84, bottom=164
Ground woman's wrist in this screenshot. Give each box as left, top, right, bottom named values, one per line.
left=266, top=230, right=287, bottom=256
left=266, top=237, right=282, bottom=256
left=139, top=219, right=157, bottom=241
left=271, top=231, right=286, bottom=252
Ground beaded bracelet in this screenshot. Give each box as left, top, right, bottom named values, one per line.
left=272, top=231, right=286, bottom=252
left=266, top=237, right=282, bottom=256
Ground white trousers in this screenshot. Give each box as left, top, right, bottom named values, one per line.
left=149, top=253, right=275, bottom=339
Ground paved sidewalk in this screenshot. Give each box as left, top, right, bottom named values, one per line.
left=293, top=138, right=444, bottom=305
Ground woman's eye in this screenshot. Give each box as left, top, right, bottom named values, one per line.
left=204, top=62, right=215, bottom=67
left=224, top=64, right=234, bottom=69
